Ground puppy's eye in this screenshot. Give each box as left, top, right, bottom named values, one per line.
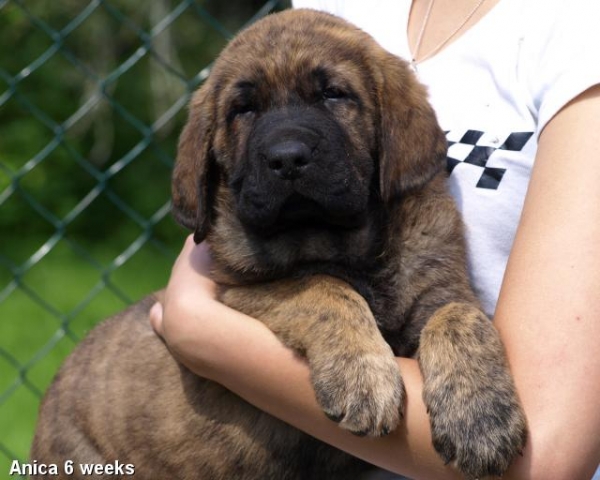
left=322, top=87, right=347, bottom=100
left=228, top=104, right=255, bottom=122
left=235, top=104, right=255, bottom=115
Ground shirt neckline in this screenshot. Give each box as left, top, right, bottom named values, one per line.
left=405, top=0, right=511, bottom=68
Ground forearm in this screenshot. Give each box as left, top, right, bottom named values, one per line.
left=157, top=274, right=599, bottom=479
left=166, top=295, right=459, bottom=479
left=222, top=357, right=453, bottom=479
left=166, top=292, right=600, bottom=480
left=154, top=249, right=543, bottom=479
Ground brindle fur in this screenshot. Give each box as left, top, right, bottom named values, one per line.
left=31, top=9, right=526, bottom=480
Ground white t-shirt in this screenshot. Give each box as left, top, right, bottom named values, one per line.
left=293, top=0, right=600, bottom=317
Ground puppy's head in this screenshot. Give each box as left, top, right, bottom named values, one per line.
left=172, top=9, right=447, bottom=255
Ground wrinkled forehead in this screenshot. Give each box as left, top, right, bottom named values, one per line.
left=211, top=10, right=378, bottom=99
left=225, top=10, right=373, bottom=62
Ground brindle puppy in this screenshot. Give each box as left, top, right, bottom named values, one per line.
left=31, top=9, right=527, bottom=480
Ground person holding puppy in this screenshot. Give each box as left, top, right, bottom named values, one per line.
left=151, top=0, right=600, bottom=478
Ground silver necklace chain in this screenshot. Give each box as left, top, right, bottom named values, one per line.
left=411, top=0, right=487, bottom=69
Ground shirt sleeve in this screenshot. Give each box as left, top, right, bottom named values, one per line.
left=519, top=0, right=600, bottom=134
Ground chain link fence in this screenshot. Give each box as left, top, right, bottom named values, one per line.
left=0, top=0, right=290, bottom=475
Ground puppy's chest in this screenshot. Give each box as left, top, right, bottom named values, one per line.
left=295, top=261, right=409, bottom=330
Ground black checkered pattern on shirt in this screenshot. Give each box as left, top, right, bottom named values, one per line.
left=446, top=130, right=533, bottom=190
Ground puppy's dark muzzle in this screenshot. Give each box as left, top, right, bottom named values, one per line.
left=232, top=107, right=373, bottom=235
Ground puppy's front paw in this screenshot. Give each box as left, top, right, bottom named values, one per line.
left=310, top=347, right=404, bottom=437
left=425, top=382, right=527, bottom=479
left=419, top=302, right=527, bottom=479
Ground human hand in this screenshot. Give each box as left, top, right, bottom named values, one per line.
left=149, top=235, right=220, bottom=377
left=150, top=234, right=299, bottom=387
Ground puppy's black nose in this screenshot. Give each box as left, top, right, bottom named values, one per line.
left=265, top=140, right=311, bottom=180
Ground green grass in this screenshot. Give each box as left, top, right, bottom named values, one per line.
left=0, top=232, right=181, bottom=476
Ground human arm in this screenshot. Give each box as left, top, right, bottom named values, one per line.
left=151, top=239, right=462, bottom=479
left=152, top=85, right=600, bottom=479
left=491, top=84, right=600, bottom=479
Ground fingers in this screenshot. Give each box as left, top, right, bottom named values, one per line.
left=177, top=235, right=211, bottom=271
left=149, top=302, right=164, bottom=337
left=165, top=236, right=218, bottom=301
left=187, top=239, right=214, bottom=277
left=151, top=236, right=217, bottom=339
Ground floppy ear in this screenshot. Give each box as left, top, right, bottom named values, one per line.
left=377, top=54, right=448, bottom=201
left=171, top=83, right=217, bottom=244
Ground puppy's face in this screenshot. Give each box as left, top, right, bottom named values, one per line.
left=172, top=10, right=447, bottom=273
left=223, top=63, right=376, bottom=237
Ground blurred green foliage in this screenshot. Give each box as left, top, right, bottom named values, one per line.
left=0, top=0, right=288, bottom=244
left=0, top=0, right=290, bottom=473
